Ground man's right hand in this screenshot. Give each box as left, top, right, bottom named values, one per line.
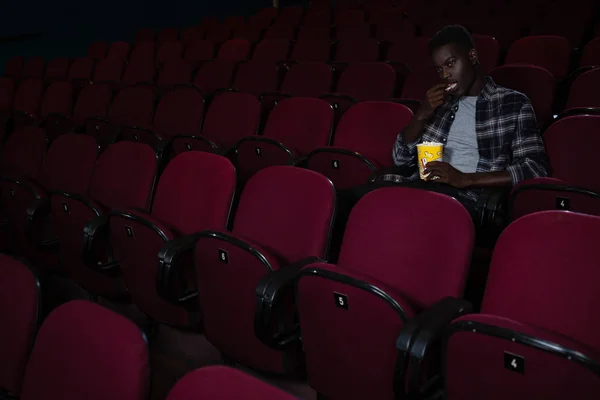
left=417, top=83, right=448, bottom=121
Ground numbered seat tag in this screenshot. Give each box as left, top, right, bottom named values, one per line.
left=555, top=196, right=570, bottom=210
left=504, top=352, right=525, bottom=374
left=255, top=147, right=262, bottom=156
left=332, top=159, right=340, bottom=169
left=218, top=249, right=229, bottom=264
left=334, top=292, right=348, bottom=310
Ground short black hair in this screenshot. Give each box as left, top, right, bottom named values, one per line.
left=428, top=25, right=475, bottom=54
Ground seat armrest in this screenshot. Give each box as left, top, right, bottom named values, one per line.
left=25, top=197, right=58, bottom=247
left=156, top=234, right=200, bottom=304
left=395, top=297, right=472, bottom=397
left=318, top=93, right=358, bottom=105
left=254, top=256, right=322, bottom=349
left=82, top=213, right=119, bottom=272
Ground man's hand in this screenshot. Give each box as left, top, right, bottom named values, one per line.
left=424, top=161, right=471, bottom=188
left=417, top=83, right=448, bottom=121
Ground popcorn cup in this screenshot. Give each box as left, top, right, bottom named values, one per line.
left=417, top=142, right=444, bottom=180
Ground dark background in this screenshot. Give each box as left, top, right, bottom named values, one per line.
left=0, top=0, right=306, bottom=72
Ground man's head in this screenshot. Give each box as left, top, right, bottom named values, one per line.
left=428, top=25, right=481, bottom=97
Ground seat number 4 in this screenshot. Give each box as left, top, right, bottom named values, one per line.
left=504, top=352, right=525, bottom=374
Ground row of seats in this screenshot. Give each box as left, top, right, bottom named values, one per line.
left=3, top=205, right=599, bottom=399
left=0, top=257, right=294, bottom=399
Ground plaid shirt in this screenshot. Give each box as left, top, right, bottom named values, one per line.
left=392, top=76, right=549, bottom=202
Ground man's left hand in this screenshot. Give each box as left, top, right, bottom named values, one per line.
left=424, top=161, right=471, bottom=188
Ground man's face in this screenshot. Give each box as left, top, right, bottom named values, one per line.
left=431, top=43, right=476, bottom=97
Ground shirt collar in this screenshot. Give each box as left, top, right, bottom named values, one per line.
left=445, top=76, right=497, bottom=108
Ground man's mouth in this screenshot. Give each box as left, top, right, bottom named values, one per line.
left=446, top=82, right=458, bottom=93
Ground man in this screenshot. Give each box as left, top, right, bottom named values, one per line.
left=391, top=25, right=549, bottom=214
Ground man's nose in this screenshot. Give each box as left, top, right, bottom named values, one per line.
left=442, top=69, right=452, bottom=80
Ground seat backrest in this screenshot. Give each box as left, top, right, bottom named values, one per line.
left=252, top=39, right=291, bottom=62
left=290, top=39, right=331, bottom=62
left=182, top=26, right=205, bottom=47
left=130, top=42, right=156, bottom=65
left=338, top=187, right=474, bottom=309
left=21, top=57, right=45, bottom=79
left=153, top=85, right=204, bottom=137
left=281, top=62, right=332, bottom=97
left=400, top=67, right=440, bottom=100
left=151, top=152, right=236, bottom=234
left=166, top=366, right=297, bottom=400
left=88, top=141, right=157, bottom=210
left=206, top=25, right=232, bottom=43
left=107, top=41, right=131, bottom=62
left=489, top=64, right=555, bottom=126
left=264, top=24, right=296, bottom=40
left=565, top=68, right=600, bottom=110
left=234, top=61, right=278, bottom=95
left=505, top=35, right=571, bottom=78
left=45, top=57, right=70, bottom=81
left=473, top=34, right=500, bottom=74
left=0, top=77, right=15, bottom=111
left=122, top=56, right=156, bottom=85
left=544, top=115, right=600, bottom=192
left=67, top=58, right=95, bottom=82
left=483, top=211, right=600, bottom=352
left=13, top=78, right=44, bottom=115
left=184, top=40, right=216, bottom=67
left=71, top=83, right=112, bottom=126
left=263, top=97, right=334, bottom=154
left=386, top=37, right=431, bottom=69
left=335, top=101, right=413, bottom=167
left=233, top=166, right=335, bottom=262
left=156, top=41, right=183, bottom=66
left=37, top=133, right=98, bottom=195
left=109, top=86, right=155, bottom=128
left=335, top=62, right=396, bottom=101
left=40, top=81, right=72, bottom=118
left=580, top=37, right=600, bottom=67
left=156, top=58, right=193, bottom=88
left=93, top=58, right=124, bottom=83
left=232, top=25, right=263, bottom=42
left=4, top=56, right=24, bottom=78
left=87, top=41, right=108, bottom=59
left=20, top=300, right=149, bottom=400
left=334, top=38, right=380, bottom=62
left=201, top=91, right=260, bottom=147
left=217, top=39, right=252, bottom=62
left=0, top=255, right=39, bottom=396
left=335, top=9, right=365, bottom=26
left=335, top=23, right=372, bottom=40
left=1, top=126, right=47, bottom=179
left=193, top=60, right=235, bottom=94
left=298, top=26, right=331, bottom=40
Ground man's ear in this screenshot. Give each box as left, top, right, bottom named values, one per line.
left=469, top=49, right=479, bottom=66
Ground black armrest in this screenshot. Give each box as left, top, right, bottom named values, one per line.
left=254, top=256, right=321, bottom=350
left=156, top=234, right=200, bottom=304
left=25, top=198, right=58, bottom=247
left=81, top=214, right=119, bottom=272
left=368, top=165, right=418, bottom=183
left=259, top=91, right=292, bottom=103
left=318, top=93, right=358, bottom=107
left=395, top=297, right=472, bottom=397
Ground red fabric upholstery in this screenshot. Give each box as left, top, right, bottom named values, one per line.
left=45, top=57, right=70, bottom=82
left=153, top=85, right=204, bottom=139
left=156, top=58, right=193, bottom=89
left=580, top=38, right=600, bottom=67
left=234, top=61, right=278, bottom=95
left=1, top=126, right=47, bottom=179
left=199, top=91, right=260, bottom=148
left=265, top=25, right=296, bottom=40
left=0, top=255, right=39, bottom=396
left=290, top=39, right=331, bottom=62
left=489, top=64, right=555, bottom=126
left=306, top=101, right=413, bottom=189
left=13, top=78, right=44, bottom=125
left=166, top=366, right=298, bottom=399
left=93, top=58, right=124, bottom=86
left=334, top=62, right=396, bottom=101
left=544, top=115, right=600, bottom=192
left=252, top=39, right=291, bottom=62
left=217, top=39, right=252, bottom=62
left=281, top=62, right=332, bottom=96
left=473, top=34, right=500, bottom=74
left=67, top=58, right=95, bottom=83
left=71, top=83, right=112, bottom=127
left=21, top=57, right=44, bottom=79
left=157, top=28, right=180, bottom=44
left=444, top=211, right=600, bottom=399
left=39, top=82, right=73, bottom=140
left=505, top=35, right=571, bottom=78
left=20, top=300, right=149, bottom=400
left=386, top=37, right=431, bottom=70
left=87, top=41, right=107, bottom=59
left=0, top=78, right=15, bottom=112
left=193, top=60, right=235, bottom=95
left=195, top=166, right=335, bottom=373
left=565, top=68, right=600, bottom=110
left=296, top=187, right=473, bottom=399
left=51, top=141, right=157, bottom=296
left=107, top=41, right=131, bottom=62
left=334, top=39, right=379, bottom=62
left=156, top=41, right=183, bottom=66
left=110, top=152, right=235, bottom=327
left=184, top=40, right=216, bottom=68
left=4, top=56, right=24, bottom=78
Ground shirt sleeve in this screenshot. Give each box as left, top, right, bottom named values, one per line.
left=505, top=101, right=550, bottom=185
left=392, top=129, right=419, bottom=167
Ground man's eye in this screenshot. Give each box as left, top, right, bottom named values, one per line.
left=448, top=61, right=455, bottom=67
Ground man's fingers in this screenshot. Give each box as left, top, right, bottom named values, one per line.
left=427, top=83, right=448, bottom=93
